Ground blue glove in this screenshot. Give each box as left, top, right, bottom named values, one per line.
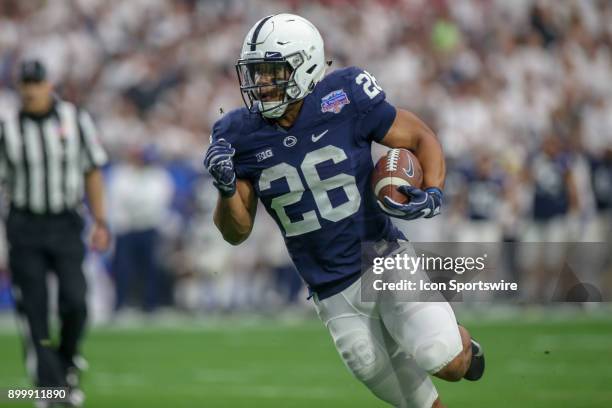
left=204, top=138, right=236, bottom=197
left=380, top=186, right=443, bottom=220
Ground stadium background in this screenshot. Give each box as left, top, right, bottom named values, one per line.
left=0, top=0, right=611, bottom=407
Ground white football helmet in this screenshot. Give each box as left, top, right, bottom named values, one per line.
left=236, top=14, right=326, bottom=118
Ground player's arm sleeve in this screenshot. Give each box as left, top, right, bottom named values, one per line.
left=347, top=67, right=397, bottom=143
left=77, top=109, right=109, bottom=171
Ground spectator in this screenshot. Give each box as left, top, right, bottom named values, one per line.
left=108, top=145, right=174, bottom=312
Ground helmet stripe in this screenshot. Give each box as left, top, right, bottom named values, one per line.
left=249, top=15, right=275, bottom=51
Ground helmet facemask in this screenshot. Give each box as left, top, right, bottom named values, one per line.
left=236, top=52, right=305, bottom=119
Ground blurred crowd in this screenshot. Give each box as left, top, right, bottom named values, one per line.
left=0, top=0, right=610, bottom=316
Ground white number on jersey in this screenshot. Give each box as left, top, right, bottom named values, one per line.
left=258, top=145, right=361, bottom=237
left=355, top=70, right=383, bottom=99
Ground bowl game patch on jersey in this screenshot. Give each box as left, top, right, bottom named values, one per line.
left=321, top=89, right=350, bottom=114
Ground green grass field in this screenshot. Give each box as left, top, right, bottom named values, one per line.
left=1, top=314, right=611, bottom=407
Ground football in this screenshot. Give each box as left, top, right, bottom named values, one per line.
left=372, top=148, right=423, bottom=204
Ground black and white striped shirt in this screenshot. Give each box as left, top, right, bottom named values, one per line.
left=0, top=99, right=108, bottom=214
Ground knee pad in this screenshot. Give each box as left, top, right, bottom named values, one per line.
left=336, top=333, right=386, bottom=382
left=414, top=337, right=457, bottom=374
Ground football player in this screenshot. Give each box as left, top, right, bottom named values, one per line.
left=204, top=14, right=484, bottom=408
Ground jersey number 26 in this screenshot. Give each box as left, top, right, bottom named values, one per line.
left=258, top=145, right=361, bottom=237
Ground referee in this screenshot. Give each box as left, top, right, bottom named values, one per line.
left=0, top=60, right=110, bottom=406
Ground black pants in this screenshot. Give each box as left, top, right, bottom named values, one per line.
left=7, top=208, right=87, bottom=387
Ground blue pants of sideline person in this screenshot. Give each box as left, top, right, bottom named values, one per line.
left=112, top=228, right=159, bottom=312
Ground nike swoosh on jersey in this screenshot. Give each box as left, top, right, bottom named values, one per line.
left=311, top=129, right=329, bottom=142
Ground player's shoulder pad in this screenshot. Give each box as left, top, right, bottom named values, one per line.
left=321, top=66, right=388, bottom=115
left=210, top=107, right=263, bottom=147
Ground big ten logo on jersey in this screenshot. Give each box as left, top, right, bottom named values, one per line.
left=258, top=144, right=360, bottom=237
left=355, top=70, right=382, bottom=99
left=256, top=148, right=274, bottom=162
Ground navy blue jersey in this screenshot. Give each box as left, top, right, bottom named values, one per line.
left=211, top=66, right=405, bottom=299
left=590, top=157, right=612, bottom=211
left=461, top=168, right=505, bottom=221
left=531, top=153, right=571, bottom=220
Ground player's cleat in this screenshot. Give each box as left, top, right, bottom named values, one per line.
left=67, top=388, right=85, bottom=407
left=65, top=368, right=79, bottom=389
left=463, top=338, right=485, bottom=381
left=72, top=355, right=89, bottom=372
left=65, top=355, right=89, bottom=388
